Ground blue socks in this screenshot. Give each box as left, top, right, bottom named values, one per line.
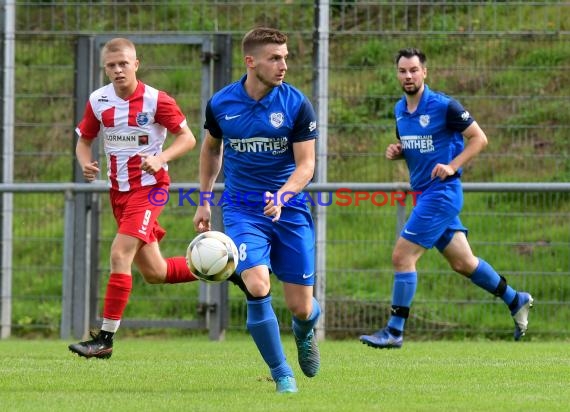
left=246, top=296, right=293, bottom=380
left=470, top=258, right=517, bottom=306
left=384, top=260, right=517, bottom=335
left=292, top=297, right=321, bottom=339
left=387, top=272, right=417, bottom=332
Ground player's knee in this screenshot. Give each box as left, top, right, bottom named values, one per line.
left=449, top=259, right=472, bottom=276
left=110, top=250, right=129, bottom=269
left=228, top=273, right=269, bottom=300
left=137, top=262, right=167, bottom=284
left=140, top=271, right=164, bottom=284
left=391, top=248, right=409, bottom=268
left=244, top=271, right=271, bottom=297
left=245, top=282, right=270, bottom=298
left=287, top=295, right=318, bottom=319
left=450, top=257, right=478, bottom=276
left=290, top=304, right=312, bottom=320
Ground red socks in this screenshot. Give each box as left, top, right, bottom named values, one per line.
left=165, top=256, right=197, bottom=284
left=102, top=259, right=196, bottom=321
left=102, top=261, right=196, bottom=321
left=103, top=273, right=133, bottom=320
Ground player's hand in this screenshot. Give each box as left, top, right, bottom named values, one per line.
left=263, top=191, right=282, bottom=222
left=386, top=143, right=403, bottom=160
left=431, top=163, right=456, bottom=180
left=193, top=205, right=212, bottom=233
left=82, top=160, right=100, bottom=182
left=139, top=153, right=164, bottom=175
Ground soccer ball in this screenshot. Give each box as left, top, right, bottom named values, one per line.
left=186, top=231, right=238, bottom=283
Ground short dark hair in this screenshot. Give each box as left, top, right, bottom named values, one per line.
left=242, top=27, right=288, bottom=55
left=395, top=48, right=427, bottom=66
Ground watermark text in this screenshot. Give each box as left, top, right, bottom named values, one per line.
left=147, top=188, right=420, bottom=208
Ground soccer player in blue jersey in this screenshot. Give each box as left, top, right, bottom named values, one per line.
left=193, top=27, right=320, bottom=393
left=359, top=48, right=533, bottom=349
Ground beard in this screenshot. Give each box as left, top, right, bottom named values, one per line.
left=402, top=83, right=420, bottom=96
left=255, top=71, right=283, bottom=89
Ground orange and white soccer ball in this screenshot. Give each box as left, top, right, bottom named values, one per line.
left=186, top=231, right=238, bottom=283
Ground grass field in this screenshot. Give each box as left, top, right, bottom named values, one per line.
left=1, top=333, right=568, bottom=412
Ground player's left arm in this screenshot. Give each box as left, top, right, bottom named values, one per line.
left=141, top=124, right=196, bottom=175
left=448, top=121, right=488, bottom=172
left=159, top=125, right=196, bottom=163
left=280, top=139, right=316, bottom=202
left=431, top=100, right=488, bottom=180
left=141, top=92, right=197, bottom=174
left=264, top=139, right=315, bottom=221
left=264, top=97, right=317, bottom=220
left=279, top=96, right=318, bottom=200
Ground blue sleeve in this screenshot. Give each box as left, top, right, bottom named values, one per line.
left=204, top=99, right=223, bottom=139
left=446, top=99, right=474, bottom=133
left=291, top=97, right=318, bottom=142
left=394, top=101, right=402, bottom=140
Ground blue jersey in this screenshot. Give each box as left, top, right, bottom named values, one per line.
left=204, top=75, right=318, bottom=209
left=395, top=85, right=474, bottom=192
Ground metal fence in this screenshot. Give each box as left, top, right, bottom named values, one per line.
left=1, top=2, right=570, bottom=339
left=5, top=1, right=570, bottom=185
left=1, top=182, right=569, bottom=340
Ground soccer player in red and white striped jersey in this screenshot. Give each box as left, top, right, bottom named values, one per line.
left=69, top=38, right=198, bottom=359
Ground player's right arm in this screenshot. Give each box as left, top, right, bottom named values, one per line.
left=386, top=143, right=404, bottom=160
left=387, top=121, right=404, bottom=160
left=193, top=131, right=223, bottom=233
left=75, top=137, right=100, bottom=182
left=75, top=99, right=101, bottom=182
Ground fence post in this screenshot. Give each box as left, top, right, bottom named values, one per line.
left=71, top=191, right=91, bottom=339
left=203, top=34, right=232, bottom=341
left=313, top=0, right=330, bottom=341
left=0, top=0, right=15, bottom=340
left=60, top=189, right=75, bottom=339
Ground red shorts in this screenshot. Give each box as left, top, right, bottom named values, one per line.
left=109, top=184, right=168, bottom=244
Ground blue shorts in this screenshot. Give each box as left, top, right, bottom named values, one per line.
left=401, top=179, right=468, bottom=252
left=222, top=205, right=315, bottom=286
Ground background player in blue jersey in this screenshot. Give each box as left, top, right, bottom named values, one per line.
left=193, top=27, right=320, bottom=393
left=360, top=48, right=533, bottom=349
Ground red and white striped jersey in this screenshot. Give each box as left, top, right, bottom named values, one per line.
left=76, top=80, right=187, bottom=191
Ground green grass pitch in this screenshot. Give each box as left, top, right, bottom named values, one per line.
left=1, top=333, right=568, bottom=411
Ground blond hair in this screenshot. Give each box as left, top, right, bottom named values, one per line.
left=101, top=38, right=137, bottom=59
